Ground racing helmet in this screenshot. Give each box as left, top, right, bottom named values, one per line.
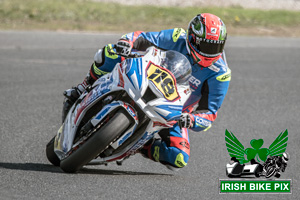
left=282, top=152, right=289, bottom=164
left=187, top=13, right=227, bottom=67
left=161, top=50, right=192, bottom=85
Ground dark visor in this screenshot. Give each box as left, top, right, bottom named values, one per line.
left=189, top=35, right=225, bottom=57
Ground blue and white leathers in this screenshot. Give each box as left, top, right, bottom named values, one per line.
left=91, top=29, right=230, bottom=132
left=87, top=29, right=230, bottom=168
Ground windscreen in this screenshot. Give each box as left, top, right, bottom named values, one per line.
left=160, top=50, right=192, bottom=86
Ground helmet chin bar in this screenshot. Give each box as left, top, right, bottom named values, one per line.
left=188, top=40, right=220, bottom=68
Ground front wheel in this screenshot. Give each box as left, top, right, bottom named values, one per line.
left=46, top=136, right=60, bottom=166
left=265, top=166, right=276, bottom=178
left=60, top=109, right=132, bottom=173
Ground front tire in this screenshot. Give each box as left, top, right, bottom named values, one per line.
left=265, top=166, right=276, bottom=178
left=60, top=109, right=132, bottom=173
left=46, top=136, right=60, bottom=166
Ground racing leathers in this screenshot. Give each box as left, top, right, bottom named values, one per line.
left=77, top=28, right=231, bottom=169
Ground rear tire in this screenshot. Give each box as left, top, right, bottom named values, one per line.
left=46, top=136, right=60, bottom=166
left=60, top=109, right=131, bottom=173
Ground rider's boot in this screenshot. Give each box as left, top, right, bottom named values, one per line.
left=62, top=74, right=95, bottom=122
left=139, top=137, right=156, bottom=159
left=62, top=47, right=113, bottom=122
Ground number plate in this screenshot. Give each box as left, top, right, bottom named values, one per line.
left=146, top=62, right=180, bottom=101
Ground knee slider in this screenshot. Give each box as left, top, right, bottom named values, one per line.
left=150, top=139, right=189, bottom=168
left=161, top=151, right=189, bottom=169
left=174, top=152, right=189, bottom=168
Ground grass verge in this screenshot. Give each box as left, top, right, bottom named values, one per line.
left=1, top=0, right=300, bottom=37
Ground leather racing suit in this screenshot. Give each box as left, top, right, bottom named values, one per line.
left=86, top=28, right=231, bottom=169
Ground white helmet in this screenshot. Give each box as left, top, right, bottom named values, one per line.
left=282, top=152, right=289, bottom=164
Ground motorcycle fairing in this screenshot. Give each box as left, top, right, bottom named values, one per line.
left=110, top=50, right=190, bottom=124
left=74, top=74, right=114, bottom=126
left=90, top=100, right=139, bottom=150
left=98, top=122, right=159, bottom=163
left=154, top=104, right=183, bottom=121
left=146, top=62, right=180, bottom=102
left=55, top=47, right=191, bottom=162
left=54, top=74, right=120, bottom=159
left=125, top=58, right=143, bottom=90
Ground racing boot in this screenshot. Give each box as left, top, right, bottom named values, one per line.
left=139, top=137, right=156, bottom=160
left=62, top=74, right=94, bottom=122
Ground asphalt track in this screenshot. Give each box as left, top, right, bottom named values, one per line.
left=0, top=31, right=299, bottom=200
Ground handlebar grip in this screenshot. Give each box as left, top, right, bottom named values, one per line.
left=108, top=44, right=141, bottom=58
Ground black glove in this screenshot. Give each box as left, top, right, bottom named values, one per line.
left=115, top=39, right=132, bottom=57
left=179, top=113, right=193, bottom=128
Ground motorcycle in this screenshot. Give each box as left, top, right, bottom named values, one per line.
left=46, top=46, right=192, bottom=173
left=262, top=156, right=287, bottom=178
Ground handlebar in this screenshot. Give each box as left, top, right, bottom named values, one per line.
left=108, top=44, right=142, bottom=58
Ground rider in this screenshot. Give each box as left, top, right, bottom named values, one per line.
left=63, top=13, right=231, bottom=170
left=263, top=152, right=289, bottom=178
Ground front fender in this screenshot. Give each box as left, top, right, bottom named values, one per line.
left=54, top=101, right=139, bottom=159
left=91, top=100, right=138, bottom=126
left=91, top=101, right=139, bottom=150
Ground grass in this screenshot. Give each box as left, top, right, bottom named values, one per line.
left=0, top=0, right=300, bottom=36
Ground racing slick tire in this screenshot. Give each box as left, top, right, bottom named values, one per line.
left=60, top=109, right=132, bottom=173
left=265, top=166, right=276, bottom=178
left=46, top=136, right=61, bottom=166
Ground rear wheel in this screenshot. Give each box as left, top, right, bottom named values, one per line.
left=46, top=136, right=60, bottom=166
left=60, top=109, right=132, bottom=173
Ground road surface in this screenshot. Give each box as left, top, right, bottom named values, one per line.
left=0, top=31, right=299, bottom=199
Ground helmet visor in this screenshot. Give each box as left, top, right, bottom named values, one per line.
left=188, top=34, right=225, bottom=58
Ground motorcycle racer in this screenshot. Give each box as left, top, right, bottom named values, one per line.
left=263, top=152, right=289, bottom=178
left=63, top=13, right=231, bottom=170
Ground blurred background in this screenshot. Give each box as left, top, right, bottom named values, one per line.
left=1, top=1, right=299, bottom=199
left=96, top=0, right=300, bottom=10
left=0, top=0, right=300, bottom=37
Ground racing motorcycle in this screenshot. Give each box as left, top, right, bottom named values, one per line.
left=262, top=154, right=288, bottom=178
left=46, top=47, right=192, bottom=173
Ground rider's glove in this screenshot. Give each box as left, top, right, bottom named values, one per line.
left=115, top=39, right=132, bottom=57
left=179, top=113, right=193, bottom=128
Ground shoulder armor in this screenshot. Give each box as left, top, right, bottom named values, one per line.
left=172, top=28, right=186, bottom=43
left=216, top=68, right=231, bottom=82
